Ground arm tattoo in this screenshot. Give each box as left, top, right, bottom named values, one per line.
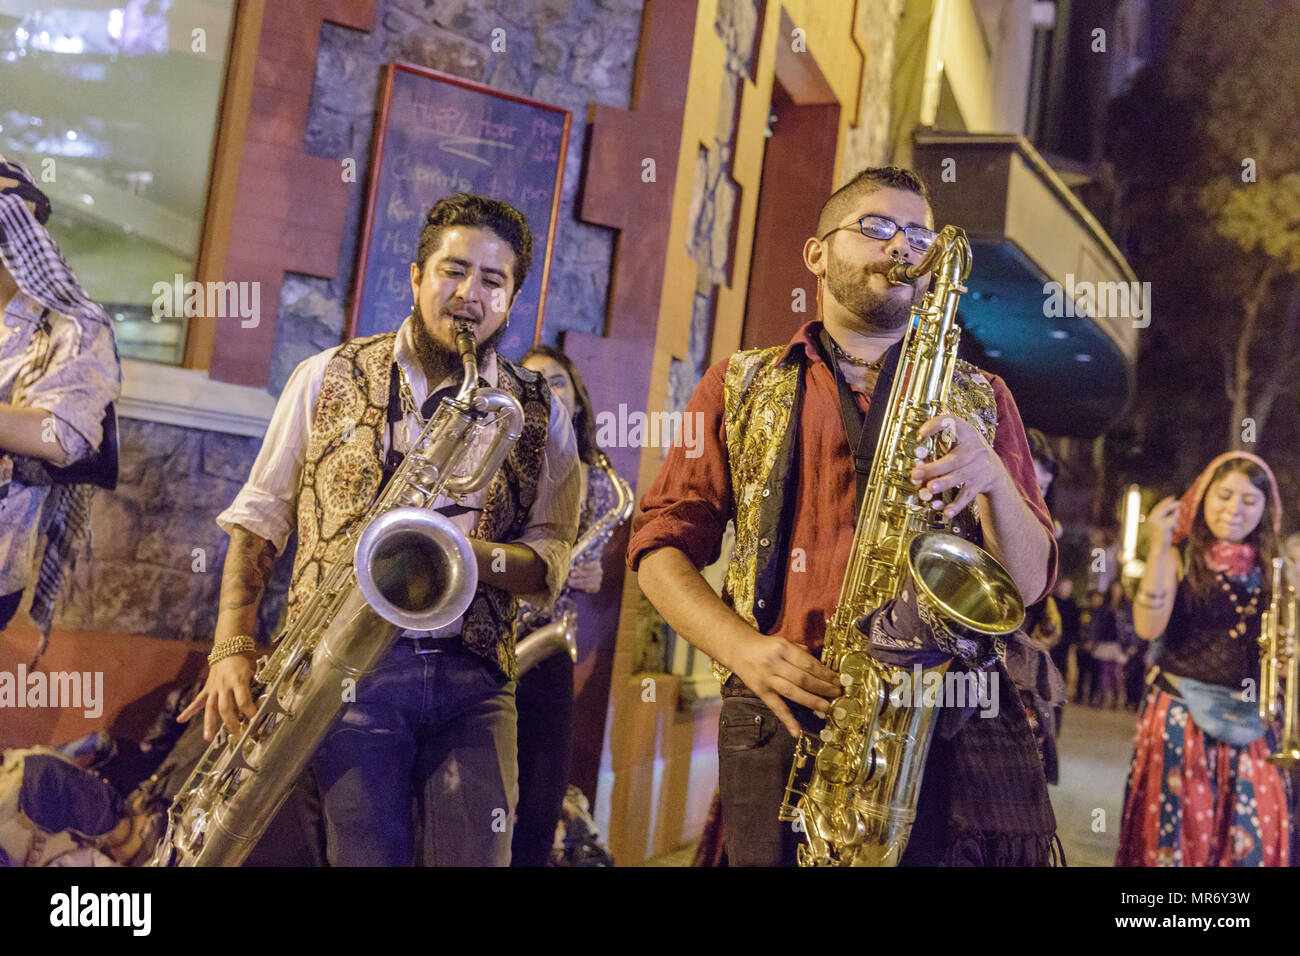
left=220, top=527, right=276, bottom=612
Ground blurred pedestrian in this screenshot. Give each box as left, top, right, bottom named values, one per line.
left=1074, top=588, right=1102, bottom=705
left=1089, top=580, right=1127, bottom=709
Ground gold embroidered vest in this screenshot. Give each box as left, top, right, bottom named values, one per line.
left=720, top=344, right=999, bottom=635
left=286, top=332, right=552, bottom=680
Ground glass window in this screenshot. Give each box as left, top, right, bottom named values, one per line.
left=0, top=0, right=236, bottom=364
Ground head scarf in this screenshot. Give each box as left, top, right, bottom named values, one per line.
left=1172, top=451, right=1281, bottom=578
left=0, top=155, right=115, bottom=352
left=1172, top=451, right=1282, bottom=545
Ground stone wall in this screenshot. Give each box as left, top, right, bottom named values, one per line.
left=59, top=420, right=292, bottom=641
left=271, top=0, right=646, bottom=393
left=840, top=0, right=906, bottom=177
left=54, top=0, right=645, bottom=641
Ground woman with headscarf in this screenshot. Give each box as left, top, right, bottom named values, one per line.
left=1116, top=452, right=1290, bottom=866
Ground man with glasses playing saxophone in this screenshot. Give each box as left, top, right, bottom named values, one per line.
left=629, top=167, right=1063, bottom=866
left=183, top=194, right=581, bottom=866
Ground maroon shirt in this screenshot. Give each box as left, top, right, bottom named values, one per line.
left=626, top=320, right=1057, bottom=654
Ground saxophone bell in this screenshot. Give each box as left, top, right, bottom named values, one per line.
left=354, top=509, right=478, bottom=632
left=905, top=532, right=1026, bottom=637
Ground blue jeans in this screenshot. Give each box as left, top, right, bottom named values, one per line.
left=311, top=639, right=518, bottom=866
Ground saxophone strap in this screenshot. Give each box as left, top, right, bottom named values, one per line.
left=816, top=329, right=903, bottom=515
left=749, top=332, right=901, bottom=634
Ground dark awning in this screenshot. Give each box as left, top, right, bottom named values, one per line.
left=913, top=132, right=1140, bottom=438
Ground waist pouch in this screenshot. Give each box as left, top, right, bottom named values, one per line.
left=1173, top=675, right=1268, bottom=746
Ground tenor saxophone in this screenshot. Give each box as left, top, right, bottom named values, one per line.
left=515, top=452, right=633, bottom=673
left=150, top=324, right=524, bottom=867
left=778, top=226, right=1025, bottom=866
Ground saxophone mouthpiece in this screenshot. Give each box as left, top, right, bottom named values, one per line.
left=452, top=321, right=476, bottom=356
left=887, top=261, right=916, bottom=286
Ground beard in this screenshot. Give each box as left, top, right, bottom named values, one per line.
left=824, top=246, right=917, bottom=332
left=411, top=302, right=509, bottom=380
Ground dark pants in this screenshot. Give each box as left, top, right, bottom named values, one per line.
left=511, top=651, right=574, bottom=867
left=1073, top=648, right=1096, bottom=704
left=718, top=680, right=959, bottom=867
left=243, top=768, right=327, bottom=867
left=717, top=686, right=808, bottom=867
left=1124, top=654, right=1146, bottom=709
left=311, top=639, right=518, bottom=866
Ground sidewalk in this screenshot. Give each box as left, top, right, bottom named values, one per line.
left=1050, top=701, right=1138, bottom=867
left=642, top=701, right=1141, bottom=868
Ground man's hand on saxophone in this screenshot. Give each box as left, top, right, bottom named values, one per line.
left=911, top=414, right=1054, bottom=604
left=636, top=546, right=839, bottom=739
left=728, top=630, right=840, bottom=739
left=177, top=525, right=276, bottom=741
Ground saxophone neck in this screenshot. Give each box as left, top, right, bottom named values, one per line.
left=886, top=225, right=970, bottom=286
left=569, top=455, right=633, bottom=563
left=454, top=323, right=479, bottom=402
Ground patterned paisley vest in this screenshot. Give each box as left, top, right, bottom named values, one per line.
left=285, top=331, right=552, bottom=681
left=719, top=344, right=999, bottom=637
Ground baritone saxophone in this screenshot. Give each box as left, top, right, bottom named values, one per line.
left=778, top=226, right=1025, bottom=866
left=151, top=323, right=523, bottom=867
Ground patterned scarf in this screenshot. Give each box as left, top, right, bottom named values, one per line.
left=1206, top=541, right=1258, bottom=578
left=1171, top=451, right=1281, bottom=546
left=865, top=576, right=1065, bottom=865
left=0, top=156, right=118, bottom=659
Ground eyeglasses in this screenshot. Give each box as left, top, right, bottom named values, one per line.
left=820, top=215, right=937, bottom=252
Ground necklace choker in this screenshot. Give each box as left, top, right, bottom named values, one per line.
left=827, top=335, right=885, bottom=370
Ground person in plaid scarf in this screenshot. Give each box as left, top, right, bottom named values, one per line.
left=0, top=155, right=121, bottom=644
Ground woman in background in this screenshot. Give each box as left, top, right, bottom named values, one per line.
left=513, top=345, right=626, bottom=866
left=1116, top=452, right=1290, bottom=866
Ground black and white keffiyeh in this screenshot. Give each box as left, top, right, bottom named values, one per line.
left=0, top=155, right=120, bottom=656
left=0, top=156, right=116, bottom=353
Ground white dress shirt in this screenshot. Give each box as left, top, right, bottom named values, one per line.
left=217, top=315, right=581, bottom=637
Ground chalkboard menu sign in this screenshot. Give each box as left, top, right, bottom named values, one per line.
left=350, top=62, right=571, bottom=356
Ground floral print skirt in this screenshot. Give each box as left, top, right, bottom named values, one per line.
left=1116, top=686, right=1290, bottom=866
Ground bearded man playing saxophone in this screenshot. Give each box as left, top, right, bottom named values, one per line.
left=183, top=194, right=580, bottom=866
left=628, top=166, right=1063, bottom=866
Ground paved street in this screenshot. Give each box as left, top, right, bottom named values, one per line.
left=1050, top=701, right=1140, bottom=867
left=644, top=700, right=1143, bottom=868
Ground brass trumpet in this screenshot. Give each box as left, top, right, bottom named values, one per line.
left=1259, top=557, right=1300, bottom=769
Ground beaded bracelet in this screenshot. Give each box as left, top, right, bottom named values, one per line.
left=208, top=634, right=256, bottom=665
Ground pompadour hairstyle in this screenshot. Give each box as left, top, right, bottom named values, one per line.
left=415, top=193, right=534, bottom=295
